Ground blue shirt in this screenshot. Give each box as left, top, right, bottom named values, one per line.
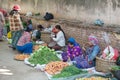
left=28, top=24, right=33, bottom=30
left=88, top=45, right=100, bottom=61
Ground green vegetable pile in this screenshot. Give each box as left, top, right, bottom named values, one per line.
left=111, top=66, right=120, bottom=71
left=53, top=65, right=87, bottom=78
left=28, top=46, right=60, bottom=65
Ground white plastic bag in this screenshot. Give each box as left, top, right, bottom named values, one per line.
left=102, top=46, right=114, bottom=60
left=102, top=32, right=111, bottom=45
left=34, top=64, right=46, bottom=71
left=24, top=58, right=35, bottom=67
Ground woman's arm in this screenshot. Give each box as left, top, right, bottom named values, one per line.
left=52, top=31, right=63, bottom=42
left=88, top=45, right=100, bottom=61
left=67, top=46, right=71, bottom=56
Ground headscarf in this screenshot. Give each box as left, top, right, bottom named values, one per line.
left=88, top=35, right=99, bottom=45
left=68, top=37, right=79, bottom=46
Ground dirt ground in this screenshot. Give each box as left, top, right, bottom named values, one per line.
left=0, top=41, right=48, bottom=80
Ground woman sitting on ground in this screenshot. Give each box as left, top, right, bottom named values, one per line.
left=48, top=25, right=66, bottom=50
left=16, top=27, right=33, bottom=55
left=74, top=35, right=101, bottom=69
left=62, top=37, right=82, bottom=62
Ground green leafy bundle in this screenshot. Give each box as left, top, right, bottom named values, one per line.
left=111, top=66, right=120, bottom=71
left=53, top=65, right=87, bottom=78
left=28, top=46, right=60, bottom=65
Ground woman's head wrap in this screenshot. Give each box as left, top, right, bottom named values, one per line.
left=88, top=35, right=99, bottom=45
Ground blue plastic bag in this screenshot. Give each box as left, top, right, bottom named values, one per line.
left=94, top=19, right=104, bottom=26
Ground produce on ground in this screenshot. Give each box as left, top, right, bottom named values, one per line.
left=53, top=65, right=87, bottom=78
left=45, top=61, right=68, bottom=75
left=14, top=54, right=30, bottom=61
left=28, top=46, right=60, bottom=65
left=75, top=77, right=110, bottom=80
left=111, top=66, right=120, bottom=71
left=33, top=44, right=47, bottom=51
left=111, top=66, right=120, bottom=80
left=33, top=45, right=40, bottom=51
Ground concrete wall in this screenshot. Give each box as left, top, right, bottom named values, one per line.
left=0, top=0, right=120, bottom=25
left=31, top=18, right=120, bottom=50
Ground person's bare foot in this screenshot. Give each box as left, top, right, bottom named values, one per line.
left=0, top=39, right=3, bottom=41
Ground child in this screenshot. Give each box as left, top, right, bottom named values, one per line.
left=32, top=24, right=44, bottom=41
left=26, top=19, right=33, bottom=30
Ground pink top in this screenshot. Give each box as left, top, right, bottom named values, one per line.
left=17, top=31, right=31, bottom=46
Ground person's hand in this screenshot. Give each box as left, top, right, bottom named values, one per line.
left=82, top=46, right=86, bottom=51
left=51, top=34, right=55, bottom=38
left=67, top=56, right=70, bottom=61
left=89, top=61, right=92, bottom=64
left=50, top=33, right=55, bottom=38
left=82, top=42, right=89, bottom=51
left=73, top=54, right=75, bottom=57
left=82, top=44, right=86, bottom=51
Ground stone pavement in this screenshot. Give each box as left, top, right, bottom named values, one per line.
left=0, top=41, right=48, bottom=80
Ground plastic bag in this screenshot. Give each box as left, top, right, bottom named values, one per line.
left=44, top=12, right=54, bottom=21
left=7, top=31, right=12, bottom=39
left=112, top=49, right=119, bottom=61
left=102, top=32, right=111, bottom=45
left=26, top=12, right=32, bottom=17
left=24, top=58, right=35, bottom=67
left=94, top=19, right=104, bottom=26
left=34, top=64, right=46, bottom=71
left=102, top=46, right=119, bottom=60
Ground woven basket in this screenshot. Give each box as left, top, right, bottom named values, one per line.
left=95, top=57, right=116, bottom=73
left=41, top=31, right=51, bottom=43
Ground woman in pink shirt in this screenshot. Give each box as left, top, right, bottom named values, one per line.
left=16, top=28, right=33, bottom=54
